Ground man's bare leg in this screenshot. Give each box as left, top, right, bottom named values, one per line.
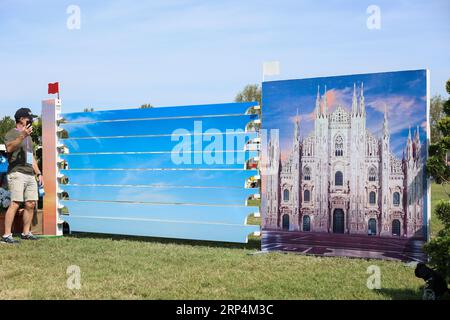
left=22, top=201, right=35, bottom=235
left=3, top=201, right=20, bottom=236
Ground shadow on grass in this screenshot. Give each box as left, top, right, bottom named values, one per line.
left=375, top=288, right=421, bottom=300
left=67, top=232, right=261, bottom=251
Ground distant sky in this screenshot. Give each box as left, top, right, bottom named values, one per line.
left=262, top=70, right=427, bottom=158
left=0, top=0, right=449, bottom=117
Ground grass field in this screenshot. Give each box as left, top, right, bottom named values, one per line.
left=0, top=184, right=447, bottom=300
left=431, top=182, right=447, bottom=236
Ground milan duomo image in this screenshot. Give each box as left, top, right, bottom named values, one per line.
left=263, top=83, right=425, bottom=239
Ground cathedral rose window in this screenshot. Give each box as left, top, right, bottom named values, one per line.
left=368, top=167, right=377, bottom=182
left=335, top=171, right=343, bottom=186
left=304, top=190, right=311, bottom=202
left=369, top=191, right=376, bottom=205
left=335, top=135, right=344, bottom=156
left=283, top=189, right=290, bottom=202
left=303, top=167, right=311, bottom=180
left=393, top=192, right=400, bottom=206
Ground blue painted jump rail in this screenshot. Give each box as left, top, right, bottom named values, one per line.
left=42, top=101, right=260, bottom=243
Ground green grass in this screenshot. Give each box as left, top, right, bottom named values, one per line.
left=0, top=235, right=424, bottom=299
left=431, top=182, right=448, bottom=237
left=0, top=184, right=446, bottom=300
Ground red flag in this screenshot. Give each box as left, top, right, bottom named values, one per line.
left=48, top=82, right=59, bottom=94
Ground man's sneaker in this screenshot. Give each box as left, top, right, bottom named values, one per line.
left=1, top=234, right=20, bottom=244
left=20, top=232, right=39, bottom=241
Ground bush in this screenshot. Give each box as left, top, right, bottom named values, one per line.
left=424, top=228, right=450, bottom=282
left=425, top=78, right=450, bottom=283
left=435, top=201, right=450, bottom=229
left=444, top=99, right=450, bottom=116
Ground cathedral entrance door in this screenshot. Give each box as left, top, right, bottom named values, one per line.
left=368, top=218, right=377, bottom=235
left=392, top=219, right=401, bottom=236
left=333, top=209, right=345, bottom=234
left=282, top=214, right=290, bottom=230
left=302, top=215, right=311, bottom=232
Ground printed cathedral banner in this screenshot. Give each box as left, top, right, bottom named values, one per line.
left=261, top=70, right=430, bottom=261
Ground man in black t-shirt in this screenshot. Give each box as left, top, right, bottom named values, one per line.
left=1, top=108, right=43, bottom=244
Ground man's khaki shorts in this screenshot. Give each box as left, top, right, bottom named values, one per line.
left=7, top=171, right=38, bottom=202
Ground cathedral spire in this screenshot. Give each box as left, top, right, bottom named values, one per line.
left=315, top=85, right=321, bottom=118
left=414, top=125, right=421, bottom=158
left=294, top=109, right=300, bottom=143
left=352, top=83, right=357, bottom=115
left=415, top=125, right=420, bottom=142
left=359, top=82, right=365, bottom=116
left=406, top=126, right=413, bottom=160
left=383, top=103, right=389, bottom=137
left=323, top=85, right=328, bottom=116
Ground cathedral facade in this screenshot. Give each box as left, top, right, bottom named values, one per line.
left=263, top=84, right=425, bottom=238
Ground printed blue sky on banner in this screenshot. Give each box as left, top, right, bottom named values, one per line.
left=262, top=70, right=427, bottom=158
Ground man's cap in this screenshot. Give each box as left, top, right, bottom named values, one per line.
left=14, top=108, right=38, bottom=121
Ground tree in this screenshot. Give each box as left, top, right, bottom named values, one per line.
left=140, top=104, right=153, bottom=109
left=0, top=116, right=16, bottom=145
left=425, top=78, right=450, bottom=283
left=430, top=95, right=445, bottom=143
left=0, top=115, right=42, bottom=146
left=31, top=116, right=42, bottom=147
left=235, top=84, right=261, bottom=106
